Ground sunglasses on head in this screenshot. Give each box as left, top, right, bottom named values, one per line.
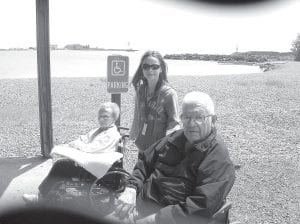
left=142, top=64, right=160, bottom=70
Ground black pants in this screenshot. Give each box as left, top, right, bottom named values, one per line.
left=38, top=159, right=123, bottom=197
left=38, top=159, right=93, bottom=196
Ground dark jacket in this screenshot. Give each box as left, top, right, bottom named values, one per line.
left=127, top=129, right=235, bottom=224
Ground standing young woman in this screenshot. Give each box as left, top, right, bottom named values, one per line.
left=130, top=51, right=180, bottom=153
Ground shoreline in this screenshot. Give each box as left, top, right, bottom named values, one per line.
left=0, top=62, right=265, bottom=80
left=0, top=50, right=290, bottom=80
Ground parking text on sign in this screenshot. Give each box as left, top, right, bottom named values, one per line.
left=107, top=82, right=129, bottom=89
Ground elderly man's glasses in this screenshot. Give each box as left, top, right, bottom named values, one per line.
left=142, top=64, right=160, bottom=71
left=181, top=115, right=213, bottom=124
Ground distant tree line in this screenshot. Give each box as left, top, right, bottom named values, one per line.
left=64, top=44, right=90, bottom=50
left=291, top=33, right=300, bottom=61
left=164, top=51, right=294, bottom=63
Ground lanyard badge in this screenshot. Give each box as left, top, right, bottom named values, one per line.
left=141, top=123, right=147, bottom=135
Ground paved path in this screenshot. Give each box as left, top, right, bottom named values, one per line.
left=0, top=157, right=52, bottom=212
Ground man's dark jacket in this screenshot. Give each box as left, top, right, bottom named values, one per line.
left=127, top=129, right=235, bottom=224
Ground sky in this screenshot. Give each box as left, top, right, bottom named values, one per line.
left=0, top=0, right=299, bottom=54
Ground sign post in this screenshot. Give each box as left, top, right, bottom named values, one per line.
left=36, top=0, right=53, bottom=157
left=107, top=55, right=129, bottom=125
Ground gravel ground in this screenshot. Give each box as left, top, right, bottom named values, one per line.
left=0, top=62, right=299, bottom=223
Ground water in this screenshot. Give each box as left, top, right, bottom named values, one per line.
left=0, top=50, right=261, bottom=79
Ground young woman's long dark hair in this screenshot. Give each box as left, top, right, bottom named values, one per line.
left=131, top=50, right=168, bottom=91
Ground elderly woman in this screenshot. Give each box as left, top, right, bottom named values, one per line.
left=53, top=102, right=121, bottom=156
left=23, top=102, right=122, bottom=204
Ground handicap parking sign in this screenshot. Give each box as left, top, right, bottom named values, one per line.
left=111, top=60, right=125, bottom=76
left=107, top=55, right=129, bottom=93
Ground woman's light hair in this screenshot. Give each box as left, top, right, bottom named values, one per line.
left=182, top=91, right=215, bottom=115
left=98, top=102, right=120, bottom=121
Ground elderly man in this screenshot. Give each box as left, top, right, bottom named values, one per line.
left=112, top=91, right=235, bottom=224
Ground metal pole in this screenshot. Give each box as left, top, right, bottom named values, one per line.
left=36, top=0, right=53, bottom=157
left=111, top=94, right=121, bottom=126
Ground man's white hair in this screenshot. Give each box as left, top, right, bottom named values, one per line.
left=182, top=91, right=215, bottom=115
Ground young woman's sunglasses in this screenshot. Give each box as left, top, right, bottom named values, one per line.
left=142, top=64, right=160, bottom=71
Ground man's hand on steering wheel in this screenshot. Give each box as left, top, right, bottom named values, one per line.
left=115, top=187, right=137, bottom=219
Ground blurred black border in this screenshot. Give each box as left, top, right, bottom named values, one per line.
left=0, top=206, right=111, bottom=224
left=169, top=0, right=280, bottom=6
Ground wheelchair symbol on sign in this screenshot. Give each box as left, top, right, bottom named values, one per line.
left=112, top=60, right=125, bottom=76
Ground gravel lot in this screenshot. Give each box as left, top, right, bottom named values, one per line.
left=0, top=62, right=299, bottom=223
